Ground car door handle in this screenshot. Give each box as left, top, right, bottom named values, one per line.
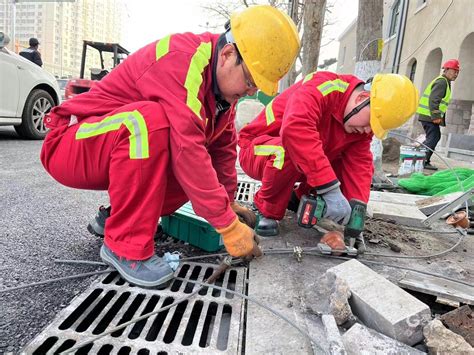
left=17, top=65, right=24, bottom=69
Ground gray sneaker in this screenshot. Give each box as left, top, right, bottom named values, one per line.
left=87, top=205, right=110, bottom=237
left=100, top=244, right=174, bottom=288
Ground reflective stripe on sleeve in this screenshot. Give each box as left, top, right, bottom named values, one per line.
left=156, top=35, right=171, bottom=61
left=265, top=99, right=275, bottom=126
left=317, top=79, right=349, bottom=96
left=184, top=41, right=212, bottom=119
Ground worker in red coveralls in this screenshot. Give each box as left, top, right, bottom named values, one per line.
left=40, top=5, right=300, bottom=288
left=238, top=71, right=419, bottom=246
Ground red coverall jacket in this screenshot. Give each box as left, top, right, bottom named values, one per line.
left=238, top=71, right=374, bottom=219
left=41, top=33, right=238, bottom=259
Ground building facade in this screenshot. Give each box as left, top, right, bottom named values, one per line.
left=337, top=0, right=473, bottom=147
left=0, top=0, right=126, bottom=78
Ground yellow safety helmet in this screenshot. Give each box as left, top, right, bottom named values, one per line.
left=230, top=5, right=300, bottom=96
left=370, top=74, right=419, bottom=140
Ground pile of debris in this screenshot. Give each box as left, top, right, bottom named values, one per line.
left=322, top=259, right=474, bottom=354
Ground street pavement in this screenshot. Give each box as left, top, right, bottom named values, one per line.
left=0, top=127, right=109, bottom=353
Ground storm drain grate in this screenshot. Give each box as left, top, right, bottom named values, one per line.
left=23, top=262, right=246, bottom=354
left=235, top=179, right=260, bottom=205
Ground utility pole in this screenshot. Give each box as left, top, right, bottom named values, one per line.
left=354, top=0, right=386, bottom=183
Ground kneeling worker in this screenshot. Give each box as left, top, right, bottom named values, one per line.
left=41, top=6, right=300, bottom=288
left=238, top=71, right=419, bottom=243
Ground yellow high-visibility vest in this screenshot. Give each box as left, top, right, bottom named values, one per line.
left=416, top=76, right=451, bottom=116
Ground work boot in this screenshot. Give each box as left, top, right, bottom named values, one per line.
left=100, top=244, right=174, bottom=288
left=287, top=190, right=300, bottom=213
left=424, top=162, right=438, bottom=171
left=256, top=216, right=279, bottom=237
left=87, top=205, right=110, bottom=237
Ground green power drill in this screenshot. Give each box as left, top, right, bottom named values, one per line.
left=344, top=199, right=367, bottom=254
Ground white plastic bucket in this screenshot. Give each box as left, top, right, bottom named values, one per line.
left=398, top=146, right=426, bottom=175
left=414, top=148, right=427, bottom=173
left=398, top=145, right=417, bottom=175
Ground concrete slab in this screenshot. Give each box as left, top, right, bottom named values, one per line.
left=322, top=315, right=347, bottom=355
left=245, top=213, right=337, bottom=354
left=342, top=323, right=425, bottom=355
left=369, top=191, right=429, bottom=206
left=398, top=271, right=474, bottom=305
left=415, top=192, right=473, bottom=216
left=367, top=201, right=427, bottom=227
left=327, top=260, right=431, bottom=345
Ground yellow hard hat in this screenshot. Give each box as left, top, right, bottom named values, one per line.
left=370, top=74, right=419, bottom=140
left=230, top=5, right=300, bottom=96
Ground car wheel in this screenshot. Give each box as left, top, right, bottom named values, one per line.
left=15, top=89, right=54, bottom=140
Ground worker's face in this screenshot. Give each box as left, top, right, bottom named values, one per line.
left=216, top=44, right=258, bottom=104
left=344, top=92, right=372, bottom=135
left=444, top=68, right=459, bottom=81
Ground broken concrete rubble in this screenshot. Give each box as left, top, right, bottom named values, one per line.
left=342, top=323, right=425, bottom=355
left=327, top=274, right=355, bottom=326
left=322, top=314, right=347, bottom=355
left=327, top=259, right=431, bottom=345
left=440, top=305, right=474, bottom=346
left=423, top=319, right=474, bottom=354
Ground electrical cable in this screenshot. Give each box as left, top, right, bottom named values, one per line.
left=0, top=269, right=112, bottom=294
left=402, top=227, right=458, bottom=234
left=362, top=228, right=466, bottom=259
left=390, top=131, right=470, bottom=216
left=60, top=276, right=324, bottom=355
left=61, top=286, right=203, bottom=354
left=397, top=0, right=453, bottom=66
left=305, top=252, right=473, bottom=288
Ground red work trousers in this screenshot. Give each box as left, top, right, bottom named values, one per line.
left=239, top=135, right=304, bottom=220
left=41, top=101, right=188, bottom=260
left=239, top=135, right=347, bottom=220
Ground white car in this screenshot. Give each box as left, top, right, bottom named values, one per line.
left=0, top=33, right=61, bottom=139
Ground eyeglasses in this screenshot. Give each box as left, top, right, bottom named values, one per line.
left=241, top=63, right=257, bottom=90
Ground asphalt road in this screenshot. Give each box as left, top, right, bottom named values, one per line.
left=0, top=127, right=109, bottom=353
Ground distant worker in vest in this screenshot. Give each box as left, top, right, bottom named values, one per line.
left=19, top=37, right=43, bottom=67
left=417, top=59, right=460, bottom=170
left=238, top=72, right=419, bottom=240
left=40, top=6, right=300, bottom=288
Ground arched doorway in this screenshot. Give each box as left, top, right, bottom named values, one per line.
left=406, top=58, right=417, bottom=82
left=450, top=32, right=474, bottom=135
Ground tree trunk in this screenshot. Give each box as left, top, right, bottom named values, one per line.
left=354, top=0, right=386, bottom=184
left=280, top=0, right=303, bottom=91
left=301, top=0, right=326, bottom=76
left=354, top=0, right=383, bottom=80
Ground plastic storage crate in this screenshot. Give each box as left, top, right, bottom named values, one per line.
left=161, top=202, right=224, bottom=252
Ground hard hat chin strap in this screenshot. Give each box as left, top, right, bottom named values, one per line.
left=343, top=99, right=370, bottom=124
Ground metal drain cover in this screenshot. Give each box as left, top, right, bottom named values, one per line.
left=23, top=262, right=246, bottom=354
left=235, top=179, right=260, bottom=205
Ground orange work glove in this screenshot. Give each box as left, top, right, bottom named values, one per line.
left=432, top=118, right=442, bottom=124
left=217, top=217, right=260, bottom=258
left=230, top=202, right=257, bottom=228
left=320, top=231, right=346, bottom=256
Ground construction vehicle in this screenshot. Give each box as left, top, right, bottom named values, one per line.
left=64, top=40, right=129, bottom=100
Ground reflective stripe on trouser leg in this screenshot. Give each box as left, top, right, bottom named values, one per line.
left=250, top=141, right=302, bottom=219
left=76, top=110, right=149, bottom=159
left=254, top=145, right=285, bottom=170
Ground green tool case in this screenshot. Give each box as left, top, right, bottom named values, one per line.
left=161, top=202, right=224, bottom=252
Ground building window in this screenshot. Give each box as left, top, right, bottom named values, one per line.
left=389, top=0, right=401, bottom=37
left=409, top=60, right=417, bottom=82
